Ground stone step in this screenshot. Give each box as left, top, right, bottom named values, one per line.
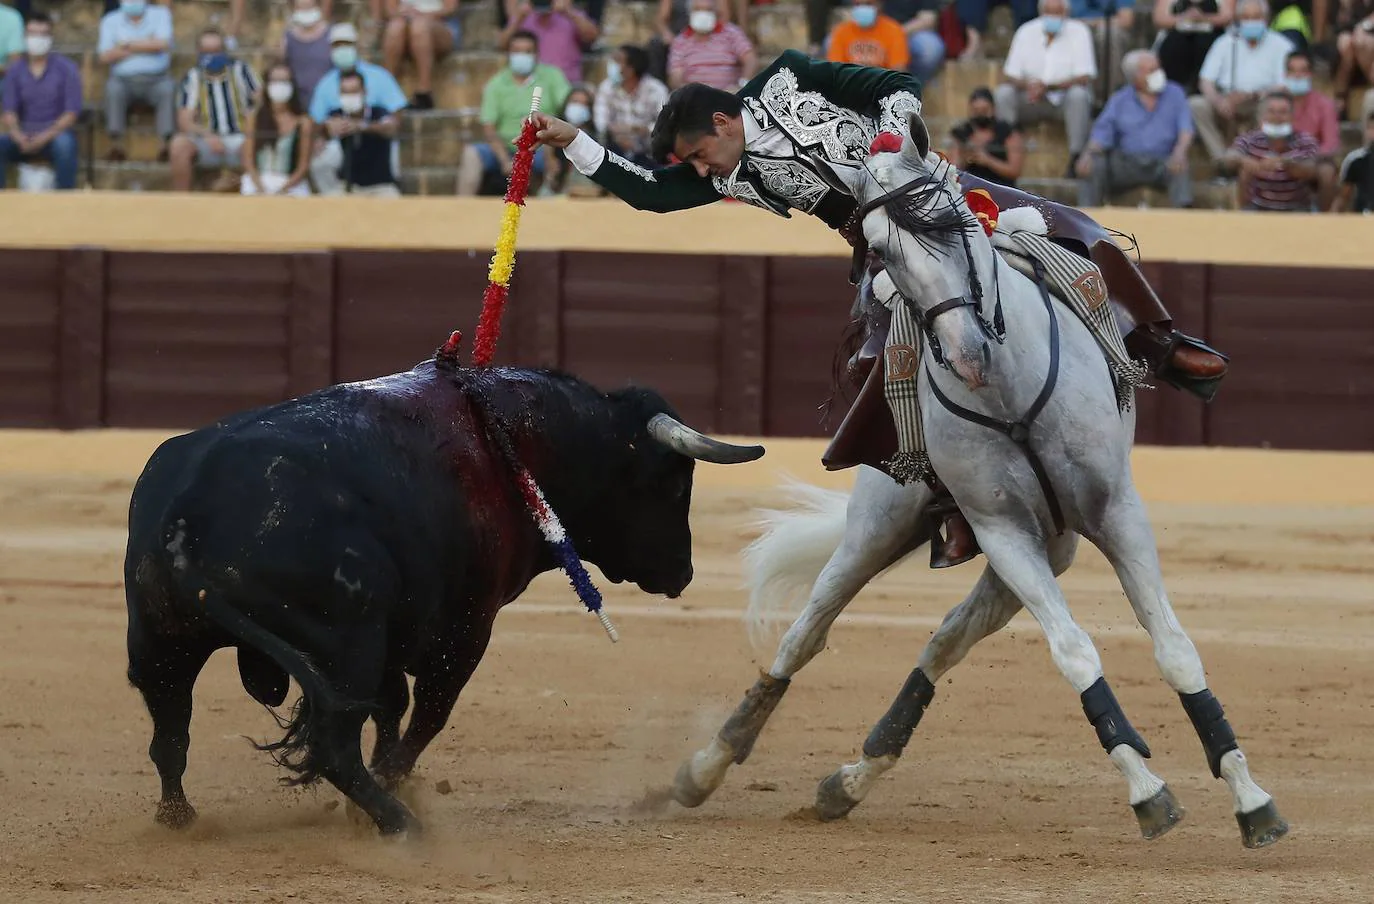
left=1018, top=175, right=1241, bottom=211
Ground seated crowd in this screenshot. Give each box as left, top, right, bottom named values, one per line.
left=0, top=0, right=1368, bottom=211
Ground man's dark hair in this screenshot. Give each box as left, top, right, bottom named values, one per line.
left=650, top=83, right=744, bottom=163
left=1261, top=88, right=1293, bottom=109
left=27, top=11, right=53, bottom=28
left=340, top=70, right=365, bottom=89
left=510, top=29, right=540, bottom=50
left=1285, top=48, right=1312, bottom=69
left=200, top=25, right=225, bottom=43
left=619, top=44, right=650, bottom=78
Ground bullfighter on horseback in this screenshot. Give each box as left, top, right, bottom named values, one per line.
left=531, top=50, right=1228, bottom=569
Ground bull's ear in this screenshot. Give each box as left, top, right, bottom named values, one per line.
left=901, top=111, right=930, bottom=165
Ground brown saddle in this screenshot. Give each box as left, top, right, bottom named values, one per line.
left=822, top=178, right=1170, bottom=474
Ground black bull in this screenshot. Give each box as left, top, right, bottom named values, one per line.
left=124, top=358, right=762, bottom=835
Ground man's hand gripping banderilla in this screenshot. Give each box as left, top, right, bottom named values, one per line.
left=530, top=113, right=579, bottom=149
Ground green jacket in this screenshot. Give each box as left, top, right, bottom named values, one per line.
left=580, top=50, right=924, bottom=230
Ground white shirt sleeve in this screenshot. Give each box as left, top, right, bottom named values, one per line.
left=1003, top=26, right=1029, bottom=80
left=1198, top=35, right=1228, bottom=87
left=565, top=129, right=607, bottom=176
left=1073, top=22, right=1097, bottom=79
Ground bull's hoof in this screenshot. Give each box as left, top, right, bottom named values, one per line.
left=671, top=760, right=713, bottom=809
left=814, top=772, right=861, bottom=822
left=155, top=797, right=198, bottom=830
left=1132, top=785, right=1186, bottom=840
left=1237, top=800, right=1289, bottom=849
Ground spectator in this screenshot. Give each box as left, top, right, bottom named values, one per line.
left=995, top=0, right=1096, bottom=174
left=957, top=0, right=1038, bottom=61
left=309, top=23, right=408, bottom=194
left=1188, top=0, right=1294, bottom=162
left=1070, top=0, right=1133, bottom=95
left=1334, top=0, right=1374, bottom=121
left=325, top=69, right=402, bottom=195
left=1224, top=89, right=1320, bottom=210
left=826, top=0, right=910, bottom=71
left=1285, top=49, right=1339, bottom=208
left=500, top=0, right=599, bottom=86
left=281, top=0, right=334, bottom=109
left=652, top=0, right=733, bottom=80
left=170, top=27, right=259, bottom=192
left=97, top=0, right=175, bottom=162
left=1076, top=49, right=1194, bottom=208
left=881, top=0, right=946, bottom=82
left=946, top=86, right=1025, bottom=187
left=240, top=61, right=313, bottom=196
left=459, top=30, right=570, bottom=195
left=1333, top=113, right=1374, bottom=212
left=546, top=83, right=595, bottom=193
left=0, top=13, right=82, bottom=190
left=1153, top=0, right=1232, bottom=94
left=594, top=44, right=669, bottom=168
left=382, top=0, right=456, bottom=109
left=0, top=0, right=21, bottom=79
left=668, top=0, right=756, bottom=90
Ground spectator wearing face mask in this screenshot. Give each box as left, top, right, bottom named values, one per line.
left=1283, top=49, right=1339, bottom=209
left=1076, top=50, right=1195, bottom=207
left=594, top=44, right=668, bottom=169
left=97, top=0, right=175, bottom=162
left=668, top=0, right=755, bottom=90
left=995, top=0, right=1096, bottom=173
left=280, top=0, right=334, bottom=109
left=1333, top=114, right=1374, bottom=212
left=1153, top=0, right=1233, bottom=94
left=170, top=27, right=259, bottom=192
left=545, top=84, right=595, bottom=193
left=382, top=0, right=457, bottom=110
left=0, top=0, right=21, bottom=79
left=326, top=69, right=402, bottom=196
left=500, top=0, right=599, bottom=86
left=1224, top=89, right=1321, bottom=211
left=241, top=61, right=313, bottom=196
left=825, top=0, right=910, bottom=71
left=946, top=87, right=1024, bottom=187
left=460, top=30, right=570, bottom=195
left=309, top=23, right=407, bottom=195
left=1189, top=0, right=1294, bottom=162
left=0, top=13, right=82, bottom=190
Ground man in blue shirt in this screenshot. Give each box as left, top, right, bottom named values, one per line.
left=308, top=22, right=408, bottom=194
left=1076, top=48, right=1196, bottom=207
left=97, top=0, right=175, bottom=161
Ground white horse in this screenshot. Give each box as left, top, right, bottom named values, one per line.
left=666, top=113, right=1288, bottom=849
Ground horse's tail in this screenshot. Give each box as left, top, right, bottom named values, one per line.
left=742, top=478, right=854, bottom=649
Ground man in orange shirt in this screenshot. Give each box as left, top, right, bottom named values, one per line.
left=826, top=0, right=910, bottom=70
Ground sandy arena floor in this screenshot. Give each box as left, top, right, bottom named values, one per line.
left=1, top=431, right=1372, bottom=903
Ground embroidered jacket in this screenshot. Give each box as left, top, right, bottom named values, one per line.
left=568, top=50, right=923, bottom=231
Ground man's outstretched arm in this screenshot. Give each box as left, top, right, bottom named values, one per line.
left=532, top=113, right=721, bottom=213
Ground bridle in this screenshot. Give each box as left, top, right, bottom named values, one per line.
left=847, top=163, right=1067, bottom=535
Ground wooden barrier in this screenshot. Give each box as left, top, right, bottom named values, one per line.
left=1, top=194, right=1370, bottom=451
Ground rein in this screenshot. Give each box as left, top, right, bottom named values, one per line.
left=924, top=256, right=1067, bottom=535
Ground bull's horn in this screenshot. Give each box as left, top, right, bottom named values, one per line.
left=647, top=414, right=765, bottom=465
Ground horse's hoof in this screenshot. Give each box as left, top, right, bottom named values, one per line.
left=1237, top=799, right=1289, bottom=849
left=671, top=760, right=712, bottom=809
left=814, top=772, right=861, bottom=822
left=1132, top=785, right=1186, bottom=840
left=154, top=797, right=197, bottom=830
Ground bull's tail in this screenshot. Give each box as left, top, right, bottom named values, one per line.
left=161, top=518, right=361, bottom=788
left=196, top=588, right=359, bottom=786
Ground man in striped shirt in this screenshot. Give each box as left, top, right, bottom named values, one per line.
left=1224, top=90, right=1321, bottom=212
left=668, top=0, right=756, bottom=90
left=169, top=26, right=260, bottom=191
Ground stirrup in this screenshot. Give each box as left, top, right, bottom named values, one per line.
left=1155, top=332, right=1230, bottom=404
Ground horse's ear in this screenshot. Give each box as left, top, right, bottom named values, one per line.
left=901, top=111, right=930, bottom=165
left=816, top=158, right=867, bottom=197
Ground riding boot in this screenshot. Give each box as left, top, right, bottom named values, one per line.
left=924, top=481, right=981, bottom=569
left=1125, top=322, right=1230, bottom=403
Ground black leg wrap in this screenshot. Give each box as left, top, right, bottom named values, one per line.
left=862, top=668, right=936, bottom=759
left=1179, top=689, right=1239, bottom=779
left=1080, top=677, right=1151, bottom=759
left=718, top=673, right=791, bottom=765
